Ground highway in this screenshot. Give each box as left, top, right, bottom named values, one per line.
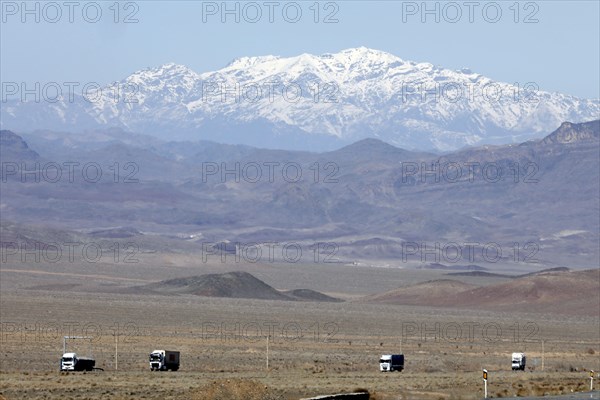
left=493, top=391, right=599, bottom=399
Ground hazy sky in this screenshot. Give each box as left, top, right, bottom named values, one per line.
left=1, top=1, right=599, bottom=98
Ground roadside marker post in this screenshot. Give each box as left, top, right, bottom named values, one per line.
left=483, top=369, right=488, bottom=398
left=590, top=370, right=594, bottom=391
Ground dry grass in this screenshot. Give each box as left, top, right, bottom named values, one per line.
left=0, top=258, right=598, bottom=399
left=185, top=379, right=283, bottom=400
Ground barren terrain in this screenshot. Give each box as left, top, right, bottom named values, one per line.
left=1, top=123, right=599, bottom=398
left=1, top=250, right=598, bottom=399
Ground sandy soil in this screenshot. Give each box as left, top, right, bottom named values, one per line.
left=1, top=255, right=598, bottom=399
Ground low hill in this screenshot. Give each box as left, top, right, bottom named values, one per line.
left=516, top=266, right=571, bottom=278
left=362, top=279, right=477, bottom=306
left=445, top=267, right=571, bottom=279
left=137, top=271, right=342, bottom=302
left=283, top=289, right=344, bottom=303
left=451, top=269, right=599, bottom=315
left=445, top=271, right=512, bottom=278
left=420, top=263, right=487, bottom=271
left=362, top=269, right=599, bottom=316
left=141, top=271, right=290, bottom=300
left=88, top=226, right=143, bottom=238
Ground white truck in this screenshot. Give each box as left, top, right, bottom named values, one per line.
left=512, top=352, right=526, bottom=370
left=60, top=352, right=95, bottom=371
left=380, top=354, right=404, bottom=372
left=149, top=350, right=180, bottom=371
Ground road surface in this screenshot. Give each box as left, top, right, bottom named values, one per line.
left=490, top=391, right=599, bottom=399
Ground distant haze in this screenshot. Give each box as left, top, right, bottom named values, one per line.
left=1, top=120, right=598, bottom=268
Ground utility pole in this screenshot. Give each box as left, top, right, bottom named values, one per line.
left=541, top=340, right=544, bottom=371
left=266, top=335, right=270, bottom=371
left=115, top=333, right=118, bottom=371
left=399, top=334, right=402, bottom=353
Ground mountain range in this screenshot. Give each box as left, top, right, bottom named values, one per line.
left=1, top=120, right=598, bottom=268
left=2, top=47, right=599, bottom=151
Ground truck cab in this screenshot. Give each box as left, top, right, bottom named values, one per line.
left=60, top=352, right=77, bottom=371
left=380, top=354, right=404, bottom=372
left=149, top=350, right=180, bottom=371
left=512, top=352, right=526, bottom=370
left=60, top=352, right=95, bottom=371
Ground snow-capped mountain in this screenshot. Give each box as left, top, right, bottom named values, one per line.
left=2, top=47, right=599, bottom=151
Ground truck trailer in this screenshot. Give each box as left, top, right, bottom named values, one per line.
left=512, top=352, right=526, bottom=370
left=380, top=354, right=404, bottom=372
left=149, top=350, right=180, bottom=371
left=60, top=352, right=95, bottom=371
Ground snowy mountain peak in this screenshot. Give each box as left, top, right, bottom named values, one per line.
left=219, top=47, right=407, bottom=78
left=133, top=63, right=198, bottom=77
left=2, top=48, right=599, bottom=152
left=123, top=63, right=200, bottom=96
left=225, top=55, right=282, bottom=69
left=334, top=46, right=403, bottom=62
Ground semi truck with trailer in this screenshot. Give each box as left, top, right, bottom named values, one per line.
left=60, top=352, right=95, bottom=371
left=149, top=350, right=180, bottom=371
left=512, top=352, right=526, bottom=370
left=380, top=354, right=404, bottom=372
